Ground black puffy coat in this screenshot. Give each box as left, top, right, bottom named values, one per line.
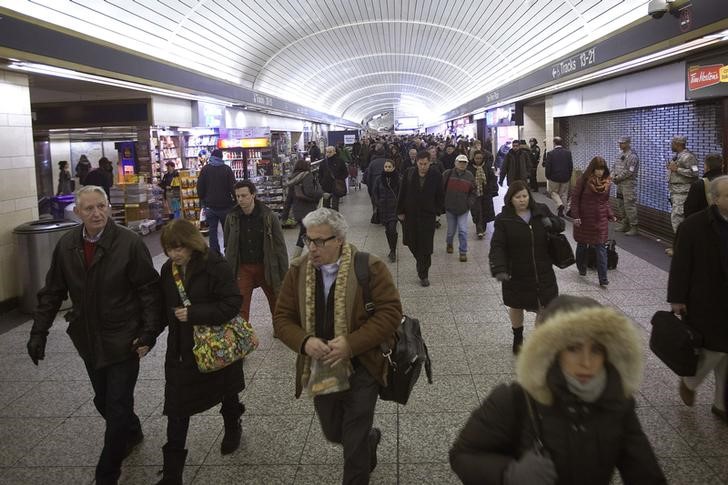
left=160, top=251, right=245, bottom=417
left=451, top=306, right=666, bottom=485
left=397, top=167, right=444, bottom=255
left=32, top=220, right=162, bottom=369
left=668, top=205, right=728, bottom=353
left=450, top=370, right=666, bottom=485
left=373, top=171, right=400, bottom=224
left=489, top=203, right=562, bottom=311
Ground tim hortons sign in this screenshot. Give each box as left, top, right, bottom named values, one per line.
left=688, top=64, right=723, bottom=91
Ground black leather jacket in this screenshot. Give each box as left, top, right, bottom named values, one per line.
left=31, top=220, right=162, bottom=368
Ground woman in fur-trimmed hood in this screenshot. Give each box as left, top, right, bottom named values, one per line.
left=450, top=296, right=666, bottom=485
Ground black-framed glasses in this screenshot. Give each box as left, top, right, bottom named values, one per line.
left=302, top=234, right=337, bottom=248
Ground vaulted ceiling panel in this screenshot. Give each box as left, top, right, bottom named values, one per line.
left=0, top=0, right=651, bottom=122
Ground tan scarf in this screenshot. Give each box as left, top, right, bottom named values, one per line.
left=300, top=243, right=353, bottom=393
left=588, top=174, right=611, bottom=193
left=474, top=164, right=486, bottom=196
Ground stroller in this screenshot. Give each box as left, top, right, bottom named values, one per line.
left=347, top=162, right=361, bottom=191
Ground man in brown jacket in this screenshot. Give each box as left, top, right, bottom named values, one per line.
left=273, top=207, right=402, bottom=484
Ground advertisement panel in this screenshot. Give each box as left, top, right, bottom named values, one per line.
left=685, top=50, right=728, bottom=99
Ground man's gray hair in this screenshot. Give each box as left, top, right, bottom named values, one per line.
left=75, top=185, right=109, bottom=206
left=710, top=175, right=728, bottom=200
left=302, top=208, right=349, bottom=239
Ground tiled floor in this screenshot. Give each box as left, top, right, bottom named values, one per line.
left=1, top=187, right=726, bottom=484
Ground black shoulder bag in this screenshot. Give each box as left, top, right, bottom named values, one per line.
left=353, top=252, right=433, bottom=404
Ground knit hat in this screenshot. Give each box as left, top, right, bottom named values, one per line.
left=455, top=154, right=469, bottom=163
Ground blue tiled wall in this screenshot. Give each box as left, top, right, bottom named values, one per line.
left=559, top=101, right=723, bottom=212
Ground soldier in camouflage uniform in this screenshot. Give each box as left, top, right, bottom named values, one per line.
left=668, top=135, right=699, bottom=234
left=613, top=136, right=640, bottom=236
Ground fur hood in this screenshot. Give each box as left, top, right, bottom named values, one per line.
left=516, top=306, right=644, bottom=406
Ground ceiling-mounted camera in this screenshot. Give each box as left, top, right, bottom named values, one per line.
left=648, top=0, right=689, bottom=19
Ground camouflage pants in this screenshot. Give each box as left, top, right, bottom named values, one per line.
left=616, top=182, right=638, bottom=227
left=669, top=191, right=688, bottom=233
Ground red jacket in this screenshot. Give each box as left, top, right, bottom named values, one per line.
left=571, top=177, right=614, bottom=244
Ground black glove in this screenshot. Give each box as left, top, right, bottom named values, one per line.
left=503, top=450, right=557, bottom=485
left=132, top=332, right=156, bottom=351
left=27, top=334, right=47, bottom=366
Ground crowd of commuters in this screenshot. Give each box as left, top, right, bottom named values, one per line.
left=24, top=126, right=728, bottom=485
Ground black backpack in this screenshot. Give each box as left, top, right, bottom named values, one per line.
left=354, top=252, right=433, bottom=405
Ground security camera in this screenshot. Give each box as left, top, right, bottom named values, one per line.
left=648, top=0, right=672, bottom=19
left=648, top=0, right=690, bottom=19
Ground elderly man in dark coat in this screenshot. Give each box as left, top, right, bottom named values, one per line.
left=397, top=150, right=445, bottom=287
left=27, top=185, right=162, bottom=485
left=668, top=175, right=728, bottom=423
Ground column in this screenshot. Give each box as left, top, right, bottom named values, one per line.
left=0, top=71, right=38, bottom=307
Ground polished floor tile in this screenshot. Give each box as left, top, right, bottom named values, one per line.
left=1, top=189, right=725, bottom=484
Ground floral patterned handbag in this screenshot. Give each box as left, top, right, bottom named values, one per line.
left=172, top=264, right=258, bottom=373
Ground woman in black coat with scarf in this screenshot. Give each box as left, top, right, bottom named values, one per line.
left=157, top=219, right=244, bottom=485
left=467, top=150, right=497, bottom=238
left=489, top=180, right=564, bottom=353
left=374, top=159, right=400, bottom=262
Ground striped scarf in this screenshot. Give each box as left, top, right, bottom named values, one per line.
left=300, top=243, right=353, bottom=393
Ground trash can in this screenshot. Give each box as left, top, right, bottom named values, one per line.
left=13, top=219, right=80, bottom=314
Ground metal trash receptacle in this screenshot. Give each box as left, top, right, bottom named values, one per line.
left=13, top=219, right=80, bottom=314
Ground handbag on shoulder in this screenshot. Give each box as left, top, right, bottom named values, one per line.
left=172, top=264, right=258, bottom=373
left=649, top=310, right=702, bottom=376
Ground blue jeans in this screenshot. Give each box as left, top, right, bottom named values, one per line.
left=206, top=206, right=230, bottom=255
left=446, top=211, right=470, bottom=254
left=576, top=242, right=608, bottom=284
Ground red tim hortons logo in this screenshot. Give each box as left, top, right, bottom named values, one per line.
left=688, top=64, right=722, bottom=91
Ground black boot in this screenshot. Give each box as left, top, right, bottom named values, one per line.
left=512, top=327, right=524, bottom=355
left=221, top=403, right=245, bottom=455
left=155, top=444, right=187, bottom=485
left=369, top=427, right=381, bottom=472
left=386, top=231, right=397, bottom=262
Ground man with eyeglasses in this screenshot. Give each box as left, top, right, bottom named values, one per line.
left=27, top=185, right=162, bottom=485
left=274, top=208, right=402, bottom=484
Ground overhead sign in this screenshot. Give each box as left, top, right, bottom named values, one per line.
left=343, top=134, right=356, bottom=144
left=685, top=50, right=728, bottom=99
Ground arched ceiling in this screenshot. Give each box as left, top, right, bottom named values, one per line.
left=0, top=0, right=651, bottom=124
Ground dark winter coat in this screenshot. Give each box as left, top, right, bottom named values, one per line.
left=83, top=168, right=113, bottom=198
left=499, top=147, right=532, bottom=186
left=198, top=159, right=236, bottom=210
left=668, top=205, right=728, bottom=353
left=319, top=155, right=347, bottom=194
left=683, top=169, right=724, bottom=218
left=373, top=171, right=400, bottom=224
left=570, top=177, right=615, bottom=245
left=489, top=203, right=563, bottom=311
left=309, top=144, right=322, bottom=161
left=451, top=307, right=665, bottom=485
left=467, top=160, right=497, bottom=223
left=160, top=251, right=244, bottom=417
left=223, top=202, right=289, bottom=294
left=440, top=151, right=458, bottom=171
left=31, top=220, right=162, bottom=369
left=286, top=170, right=322, bottom=221
left=365, top=156, right=387, bottom=196
left=544, top=146, right=574, bottom=183
left=397, top=167, right=445, bottom=255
